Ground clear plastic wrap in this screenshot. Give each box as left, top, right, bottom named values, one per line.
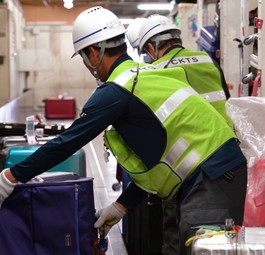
left=226, top=97, right=265, bottom=167
left=226, top=97, right=265, bottom=227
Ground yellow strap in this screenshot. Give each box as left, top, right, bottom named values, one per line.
left=185, top=230, right=236, bottom=247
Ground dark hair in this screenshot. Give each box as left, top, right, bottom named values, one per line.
left=105, top=34, right=127, bottom=56
left=105, top=43, right=127, bottom=57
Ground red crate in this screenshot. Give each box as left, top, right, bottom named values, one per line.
left=44, top=97, right=76, bottom=119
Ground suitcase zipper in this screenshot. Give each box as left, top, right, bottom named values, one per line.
left=74, top=184, right=81, bottom=255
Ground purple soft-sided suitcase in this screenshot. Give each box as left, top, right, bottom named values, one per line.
left=0, top=173, right=96, bottom=255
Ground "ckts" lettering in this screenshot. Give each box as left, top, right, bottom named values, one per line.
left=171, top=57, right=199, bottom=65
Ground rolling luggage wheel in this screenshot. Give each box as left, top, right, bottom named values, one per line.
left=112, top=182, right=122, bottom=191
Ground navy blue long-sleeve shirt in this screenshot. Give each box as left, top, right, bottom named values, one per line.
left=11, top=54, right=246, bottom=210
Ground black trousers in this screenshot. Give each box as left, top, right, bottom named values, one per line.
left=162, top=163, right=247, bottom=255
left=162, top=199, right=179, bottom=255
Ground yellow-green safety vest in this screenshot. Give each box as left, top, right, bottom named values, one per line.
left=154, top=48, right=232, bottom=127
left=104, top=60, right=236, bottom=200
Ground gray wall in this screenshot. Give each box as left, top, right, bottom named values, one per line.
left=22, top=23, right=97, bottom=113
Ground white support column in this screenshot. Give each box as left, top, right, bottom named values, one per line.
left=258, top=0, right=265, bottom=96
left=220, top=0, right=243, bottom=97
left=240, top=0, right=251, bottom=95
left=197, top=0, right=204, bottom=32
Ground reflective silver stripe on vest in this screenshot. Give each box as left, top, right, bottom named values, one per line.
left=164, top=138, right=188, bottom=164
left=163, top=137, right=201, bottom=180
left=155, top=55, right=213, bottom=68
left=155, top=87, right=198, bottom=123
left=201, top=90, right=226, bottom=103
left=113, top=67, right=198, bottom=123
left=176, top=150, right=201, bottom=180
left=113, top=66, right=155, bottom=86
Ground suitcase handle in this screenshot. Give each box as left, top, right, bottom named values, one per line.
left=32, top=172, right=79, bottom=183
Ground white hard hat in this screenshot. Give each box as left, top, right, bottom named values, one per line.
left=72, top=6, right=126, bottom=57
left=126, top=17, right=147, bottom=49
left=138, top=14, right=181, bottom=53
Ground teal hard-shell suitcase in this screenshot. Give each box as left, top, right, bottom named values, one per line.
left=0, top=136, right=86, bottom=177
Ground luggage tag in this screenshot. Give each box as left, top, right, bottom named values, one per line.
left=25, top=115, right=37, bottom=145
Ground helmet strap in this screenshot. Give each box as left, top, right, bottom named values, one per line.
left=144, top=38, right=159, bottom=61
left=80, top=41, right=106, bottom=83
left=80, top=49, right=94, bottom=68
left=150, top=31, right=181, bottom=60
left=80, top=41, right=106, bottom=70
left=93, top=41, right=106, bottom=84
left=79, top=49, right=101, bottom=84
left=97, top=40, right=106, bottom=65
left=154, top=37, right=160, bottom=60
left=144, top=49, right=156, bottom=63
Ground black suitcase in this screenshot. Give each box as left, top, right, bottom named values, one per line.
left=122, top=171, right=163, bottom=255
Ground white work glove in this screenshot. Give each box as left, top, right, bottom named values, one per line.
left=0, top=169, right=16, bottom=208
left=94, top=202, right=127, bottom=236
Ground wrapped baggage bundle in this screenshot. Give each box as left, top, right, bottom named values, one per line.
left=226, top=97, right=265, bottom=227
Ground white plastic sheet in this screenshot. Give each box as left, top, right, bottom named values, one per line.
left=226, top=96, right=265, bottom=167
left=226, top=97, right=265, bottom=227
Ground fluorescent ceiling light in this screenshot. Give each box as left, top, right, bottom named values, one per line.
left=137, top=3, right=174, bottom=11
left=64, top=3, right=73, bottom=9
left=64, top=0, right=73, bottom=9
